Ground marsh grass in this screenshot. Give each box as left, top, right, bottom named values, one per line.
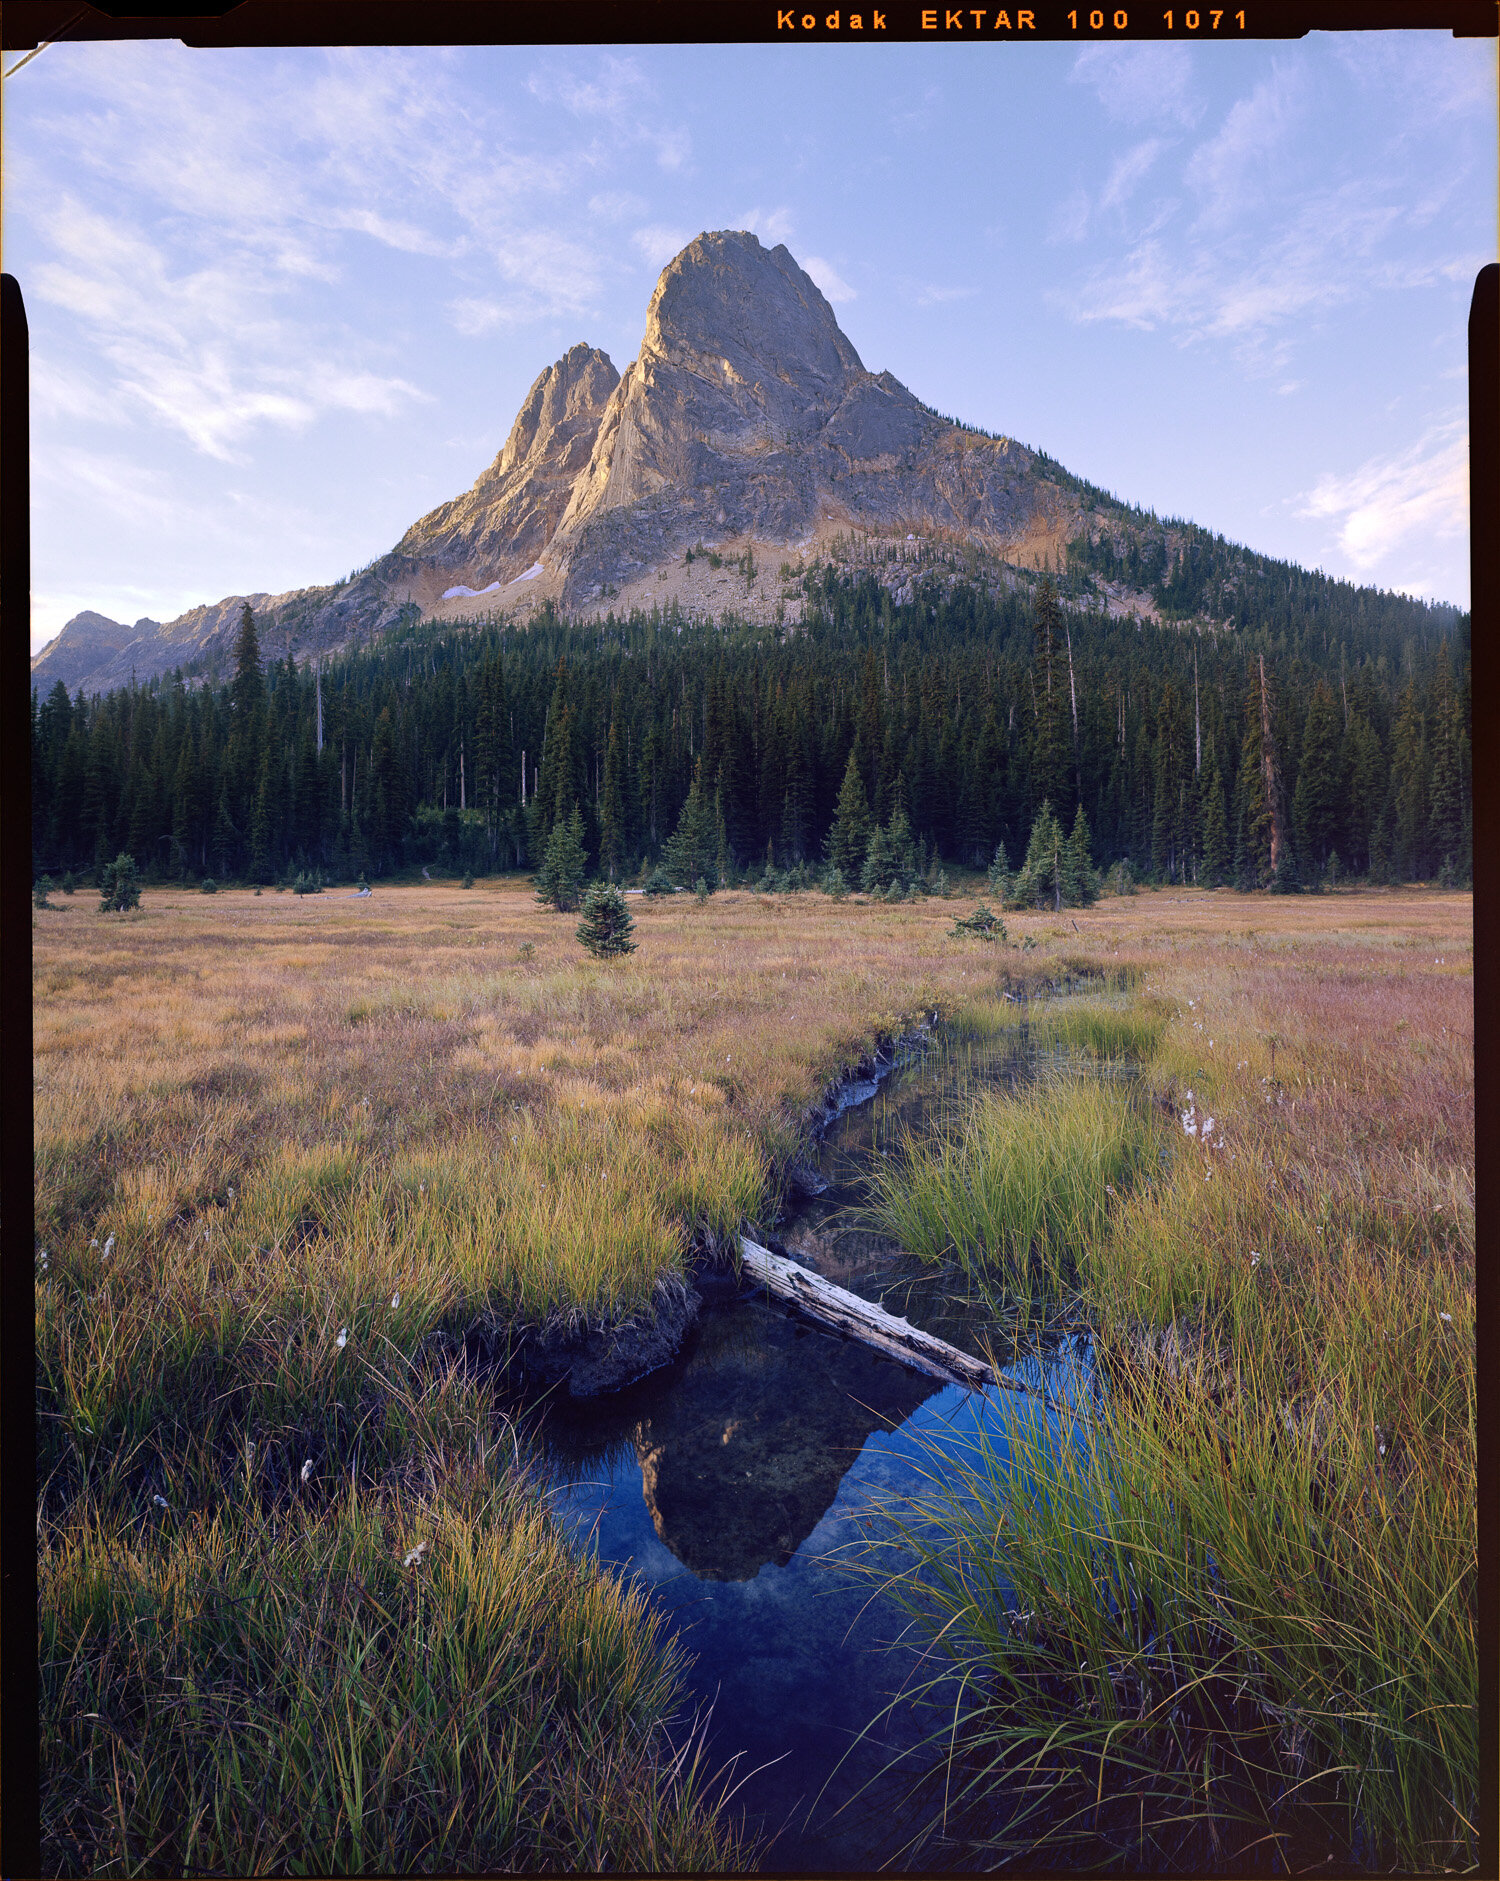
left=849, top=902, right=1475, bottom=1872
left=863, top=1076, right=1164, bottom=1295
left=40, top=1399, right=743, bottom=1876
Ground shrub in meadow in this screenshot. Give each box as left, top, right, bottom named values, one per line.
left=949, top=903, right=1005, bottom=943
left=643, top=866, right=674, bottom=897
left=200, top=877, right=217, bottom=894
left=577, top=882, right=637, bottom=958
left=61, top=870, right=76, bottom=895
left=34, top=875, right=54, bottom=909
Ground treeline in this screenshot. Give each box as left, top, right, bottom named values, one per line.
left=30, top=568, right=1471, bottom=893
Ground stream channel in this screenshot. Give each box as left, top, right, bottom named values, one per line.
left=526, top=1012, right=1106, bottom=1870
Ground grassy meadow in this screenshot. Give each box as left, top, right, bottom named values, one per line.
left=33, top=876, right=1473, bottom=1873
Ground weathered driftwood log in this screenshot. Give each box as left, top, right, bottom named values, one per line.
left=739, top=1237, right=993, bottom=1392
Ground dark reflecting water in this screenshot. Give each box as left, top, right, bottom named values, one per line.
left=532, top=1023, right=1098, bottom=1869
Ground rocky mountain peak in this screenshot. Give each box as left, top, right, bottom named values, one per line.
left=496, top=342, right=620, bottom=478
left=641, top=230, right=865, bottom=401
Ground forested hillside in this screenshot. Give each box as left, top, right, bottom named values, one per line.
left=31, top=562, right=1471, bottom=894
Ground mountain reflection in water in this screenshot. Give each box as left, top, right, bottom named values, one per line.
left=635, top=1297, right=941, bottom=1581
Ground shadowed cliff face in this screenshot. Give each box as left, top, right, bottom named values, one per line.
left=630, top=1297, right=940, bottom=1583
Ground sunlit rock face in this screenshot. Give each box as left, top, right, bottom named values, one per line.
left=395, top=343, right=620, bottom=586
left=547, top=229, right=1054, bottom=607
left=632, top=1300, right=939, bottom=1583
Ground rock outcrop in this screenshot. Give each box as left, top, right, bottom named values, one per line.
left=394, top=343, right=619, bottom=587
left=546, top=231, right=1056, bottom=608
left=36, top=231, right=1074, bottom=695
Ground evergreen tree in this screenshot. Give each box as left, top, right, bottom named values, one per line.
left=662, top=760, right=721, bottom=889
left=1029, top=578, right=1072, bottom=818
left=986, top=840, right=1012, bottom=901
left=1292, top=680, right=1341, bottom=881
left=1007, top=800, right=1066, bottom=910
left=1199, top=752, right=1230, bottom=887
left=534, top=804, right=588, bottom=912
left=861, top=804, right=919, bottom=893
left=576, top=881, right=637, bottom=957
left=97, top=851, right=142, bottom=912
left=1233, top=691, right=1273, bottom=890
left=1388, top=683, right=1426, bottom=879
left=1427, top=679, right=1467, bottom=879
left=825, top=749, right=873, bottom=878
left=1062, top=802, right=1098, bottom=906
left=599, top=718, right=629, bottom=880
left=230, top=603, right=265, bottom=724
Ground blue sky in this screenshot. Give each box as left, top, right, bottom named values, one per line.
left=8, top=33, right=1494, bottom=653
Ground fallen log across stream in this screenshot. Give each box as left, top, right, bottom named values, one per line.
left=739, top=1237, right=994, bottom=1393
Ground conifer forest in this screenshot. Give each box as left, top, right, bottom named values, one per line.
left=30, top=554, right=1472, bottom=897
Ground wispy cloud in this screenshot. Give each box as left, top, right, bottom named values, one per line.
left=1056, top=41, right=1490, bottom=371
left=1188, top=63, right=1307, bottom=229
left=526, top=53, right=691, bottom=170
left=1297, top=415, right=1468, bottom=576
left=737, top=205, right=797, bottom=246
left=633, top=224, right=694, bottom=269
left=1070, top=44, right=1203, bottom=128
left=913, top=282, right=978, bottom=308
left=803, top=256, right=856, bottom=303
left=1099, top=138, right=1166, bottom=213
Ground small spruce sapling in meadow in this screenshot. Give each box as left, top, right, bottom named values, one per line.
left=643, top=866, right=674, bottom=897
left=34, top=875, right=54, bottom=909
left=97, top=852, right=142, bottom=913
left=200, top=877, right=217, bottom=894
left=461, top=869, right=474, bottom=889
left=576, top=882, right=637, bottom=958
left=693, top=876, right=709, bottom=902
left=822, top=864, right=848, bottom=899
left=987, top=842, right=1012, bottom=902
left=61, top=871, right=76, bottom=895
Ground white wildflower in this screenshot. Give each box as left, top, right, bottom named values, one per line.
left=1440, top=1312, right=1452, bottom=1323
left=391, top=1292, right=401, bottom=1310
left=1185, top=1090, right=1194, bottom=1102
left=102, top=1235, right=115, bottom=1259
left=245, top=1440, right=256, bottom=1462
left=336, top=1327, right=349, bottom=1349
left=1202, top=1118, right=1214, bottom=1138
left=90, top=1238, right=98, bottom=1248
left=402, top=1541, right=428, bottom=1569
left=1250, top=1251, right=1261, bottom=1268
left=1378, top=1443, right=1386, bottom=1457
left=300, top=1458, right=314, bottom=1483
left=153, top=1494, right=169, bottom=1509
left=1182, top=1112, right=1198, bottom=1137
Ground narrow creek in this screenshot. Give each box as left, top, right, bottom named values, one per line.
left=526, top=1010, right=1108, bottom=1870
